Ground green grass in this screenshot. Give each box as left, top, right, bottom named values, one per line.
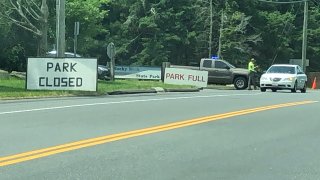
left=0, top=77, right=194, bottom=99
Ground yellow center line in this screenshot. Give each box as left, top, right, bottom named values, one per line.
left=0, top=100, right=317, bottom=167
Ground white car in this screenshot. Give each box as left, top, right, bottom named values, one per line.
left=259, top=64, right=307, bottom=93
left=46, top=50, right=82, bottom=58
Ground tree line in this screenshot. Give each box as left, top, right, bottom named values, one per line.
left=0, top=0, right=319, bottom=73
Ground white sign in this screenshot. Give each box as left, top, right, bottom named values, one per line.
left=115, top=66, right=161, bottom=80
left=290, top=59, right=309, bottom=67
left=164, top=68, right=208, bottom=87
left=27, top=58, right=97, bottom=91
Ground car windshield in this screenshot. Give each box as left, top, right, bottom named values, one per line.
left=267, top=66, right=296, bottom=74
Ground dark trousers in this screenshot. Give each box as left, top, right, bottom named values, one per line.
left=248, top=71, right=257, bottom=90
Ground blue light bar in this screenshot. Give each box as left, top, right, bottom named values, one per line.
left=211, top=55, right=219, bottom=60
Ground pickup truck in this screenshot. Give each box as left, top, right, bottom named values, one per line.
left=171, top=58, right=251, bottom=90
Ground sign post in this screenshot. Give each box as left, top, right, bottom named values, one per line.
left=56, top=0, right=65, bottom=57
left=74, top=22, right=80, bottom=57
left=107, top=42, right=116, bottom=81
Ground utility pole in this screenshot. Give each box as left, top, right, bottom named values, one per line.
left=56, top=0, right=65, bottom=57
left=258, top=0, right=309, bottom=72
left=208, top=0, right=213, bottom=58
left=217, top=9, right=224, bottom=59
left=302, top=0, right=308, bottom=72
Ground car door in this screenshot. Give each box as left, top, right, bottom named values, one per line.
left=211, top=61, right=232, bottom=84
left=200, top=60, right=216, bottom=83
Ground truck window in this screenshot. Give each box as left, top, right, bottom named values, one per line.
left=215, top=61, right=228, bottom=69
left=297, top=66, right=303, bottom=73
left=203, top=60, right=212, bottom=68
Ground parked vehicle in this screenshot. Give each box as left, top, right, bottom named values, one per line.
left=98, top=65, right=110, bottom=80
left=259, top=64, right=307, bottom=93
left=46, top=50, right=82, bottom=58
left=46, top=51, right=110, bottom=80
left=171, top=58, right=251, bottom=90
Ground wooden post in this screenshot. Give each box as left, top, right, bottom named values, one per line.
left=56, top=0, right=65, bottom=57
left=161, top=62, right=171, bottom=82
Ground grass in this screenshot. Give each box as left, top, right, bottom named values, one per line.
left=0, top=77, right=194, bottom=99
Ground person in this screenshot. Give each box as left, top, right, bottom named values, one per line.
left=248, top=58, right=258, bottom=90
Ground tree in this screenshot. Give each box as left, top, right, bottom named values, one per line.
left=305, top=5, right=320, bottom=72
left=190, top=0, right=219, bottom=60
left=102, top=0, right=202, bottom=66
left=0, top=11, right=12, bottom=70
left=0, top=0, right=49, bottom=56
left=255, top=8, right=296, bottom=69
left=65, top=0, right=109, bottom=59
left=220, top=10, right=262, bottom=66
left=1, top=0, right=320, bottom=72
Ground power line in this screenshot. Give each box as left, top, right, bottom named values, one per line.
left=259, top=0, right=309, bottom=72
left=271, top=3, right=301, bottom=65
left=258, top=0, right=309, bottom=4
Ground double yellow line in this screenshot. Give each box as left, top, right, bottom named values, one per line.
left=0, top=100, right=316, bottom=167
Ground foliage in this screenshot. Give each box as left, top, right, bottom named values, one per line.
left=0, top=0, right=50, bottom=55
left=0, top=0, right=320, bottom=73
left=65, top=0, right=109, bottom=59
left=306, top=5, right=320, bottom=72
left=4, top=44, right=27, bottom=73
left=256, top=10, right=296, bottom=69
left=104, top=0, right=211, bottom=66
left=220, top=3, right=262, bottom=66
left=0, top=16, right=11, bottom=69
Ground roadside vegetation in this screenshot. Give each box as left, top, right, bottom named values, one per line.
left=1, top=1, right=320, bottom=73
left=0, top=77, right=194, bottom=99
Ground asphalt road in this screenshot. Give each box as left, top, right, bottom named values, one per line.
left=1, top=89, right=320, bottom=180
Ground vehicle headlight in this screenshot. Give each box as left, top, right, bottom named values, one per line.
left=283, top=77, right=294, bottom=81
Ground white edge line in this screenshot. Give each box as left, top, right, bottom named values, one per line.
left=0, top=93, right=263, bottom=115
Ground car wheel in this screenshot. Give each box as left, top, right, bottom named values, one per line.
left=271, top=88, right=277, bottom=92
left=234, top=77, right=248, bottom=90
left=300, top=82, right=307, bottom=93
left=291, top=81, right=297, bottom=93
left=260, top=88, right=266, bottom=92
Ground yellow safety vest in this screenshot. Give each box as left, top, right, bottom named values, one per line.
left=248, top=61, right=255, bottom=72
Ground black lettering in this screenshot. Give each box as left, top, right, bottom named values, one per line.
left=63, top=63, right=69, bottom=72
left=61, top=78, right=68, bottom=87
left=76, top=78, right=82, bottom=87
left=39, top=77, right=45, bottom=86
left=54, top=78, right=60, bottom=87
left=47, top=63, right=53, bottom=72
left=45, top=77, right=52, bottom=87
left=69, top=77, right=75, bottom=87
left=38, top=77, right=85, bottom=88
left=70, top=63, right=77, bottom=72
left=55, top=63, right=61, bottom=72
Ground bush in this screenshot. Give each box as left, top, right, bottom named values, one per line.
left=5, top=44, right=27, bottom=73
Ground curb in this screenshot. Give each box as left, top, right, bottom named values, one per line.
left=204, top=85, right=235, bottom=90
left=107, top=87, right=202, bottom=95
left=165, top=88, right=202, bottom=92
left=107, top=89, right=157, bottom=95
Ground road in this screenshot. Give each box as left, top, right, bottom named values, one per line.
left=1, top=89, right=320, bottom=180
